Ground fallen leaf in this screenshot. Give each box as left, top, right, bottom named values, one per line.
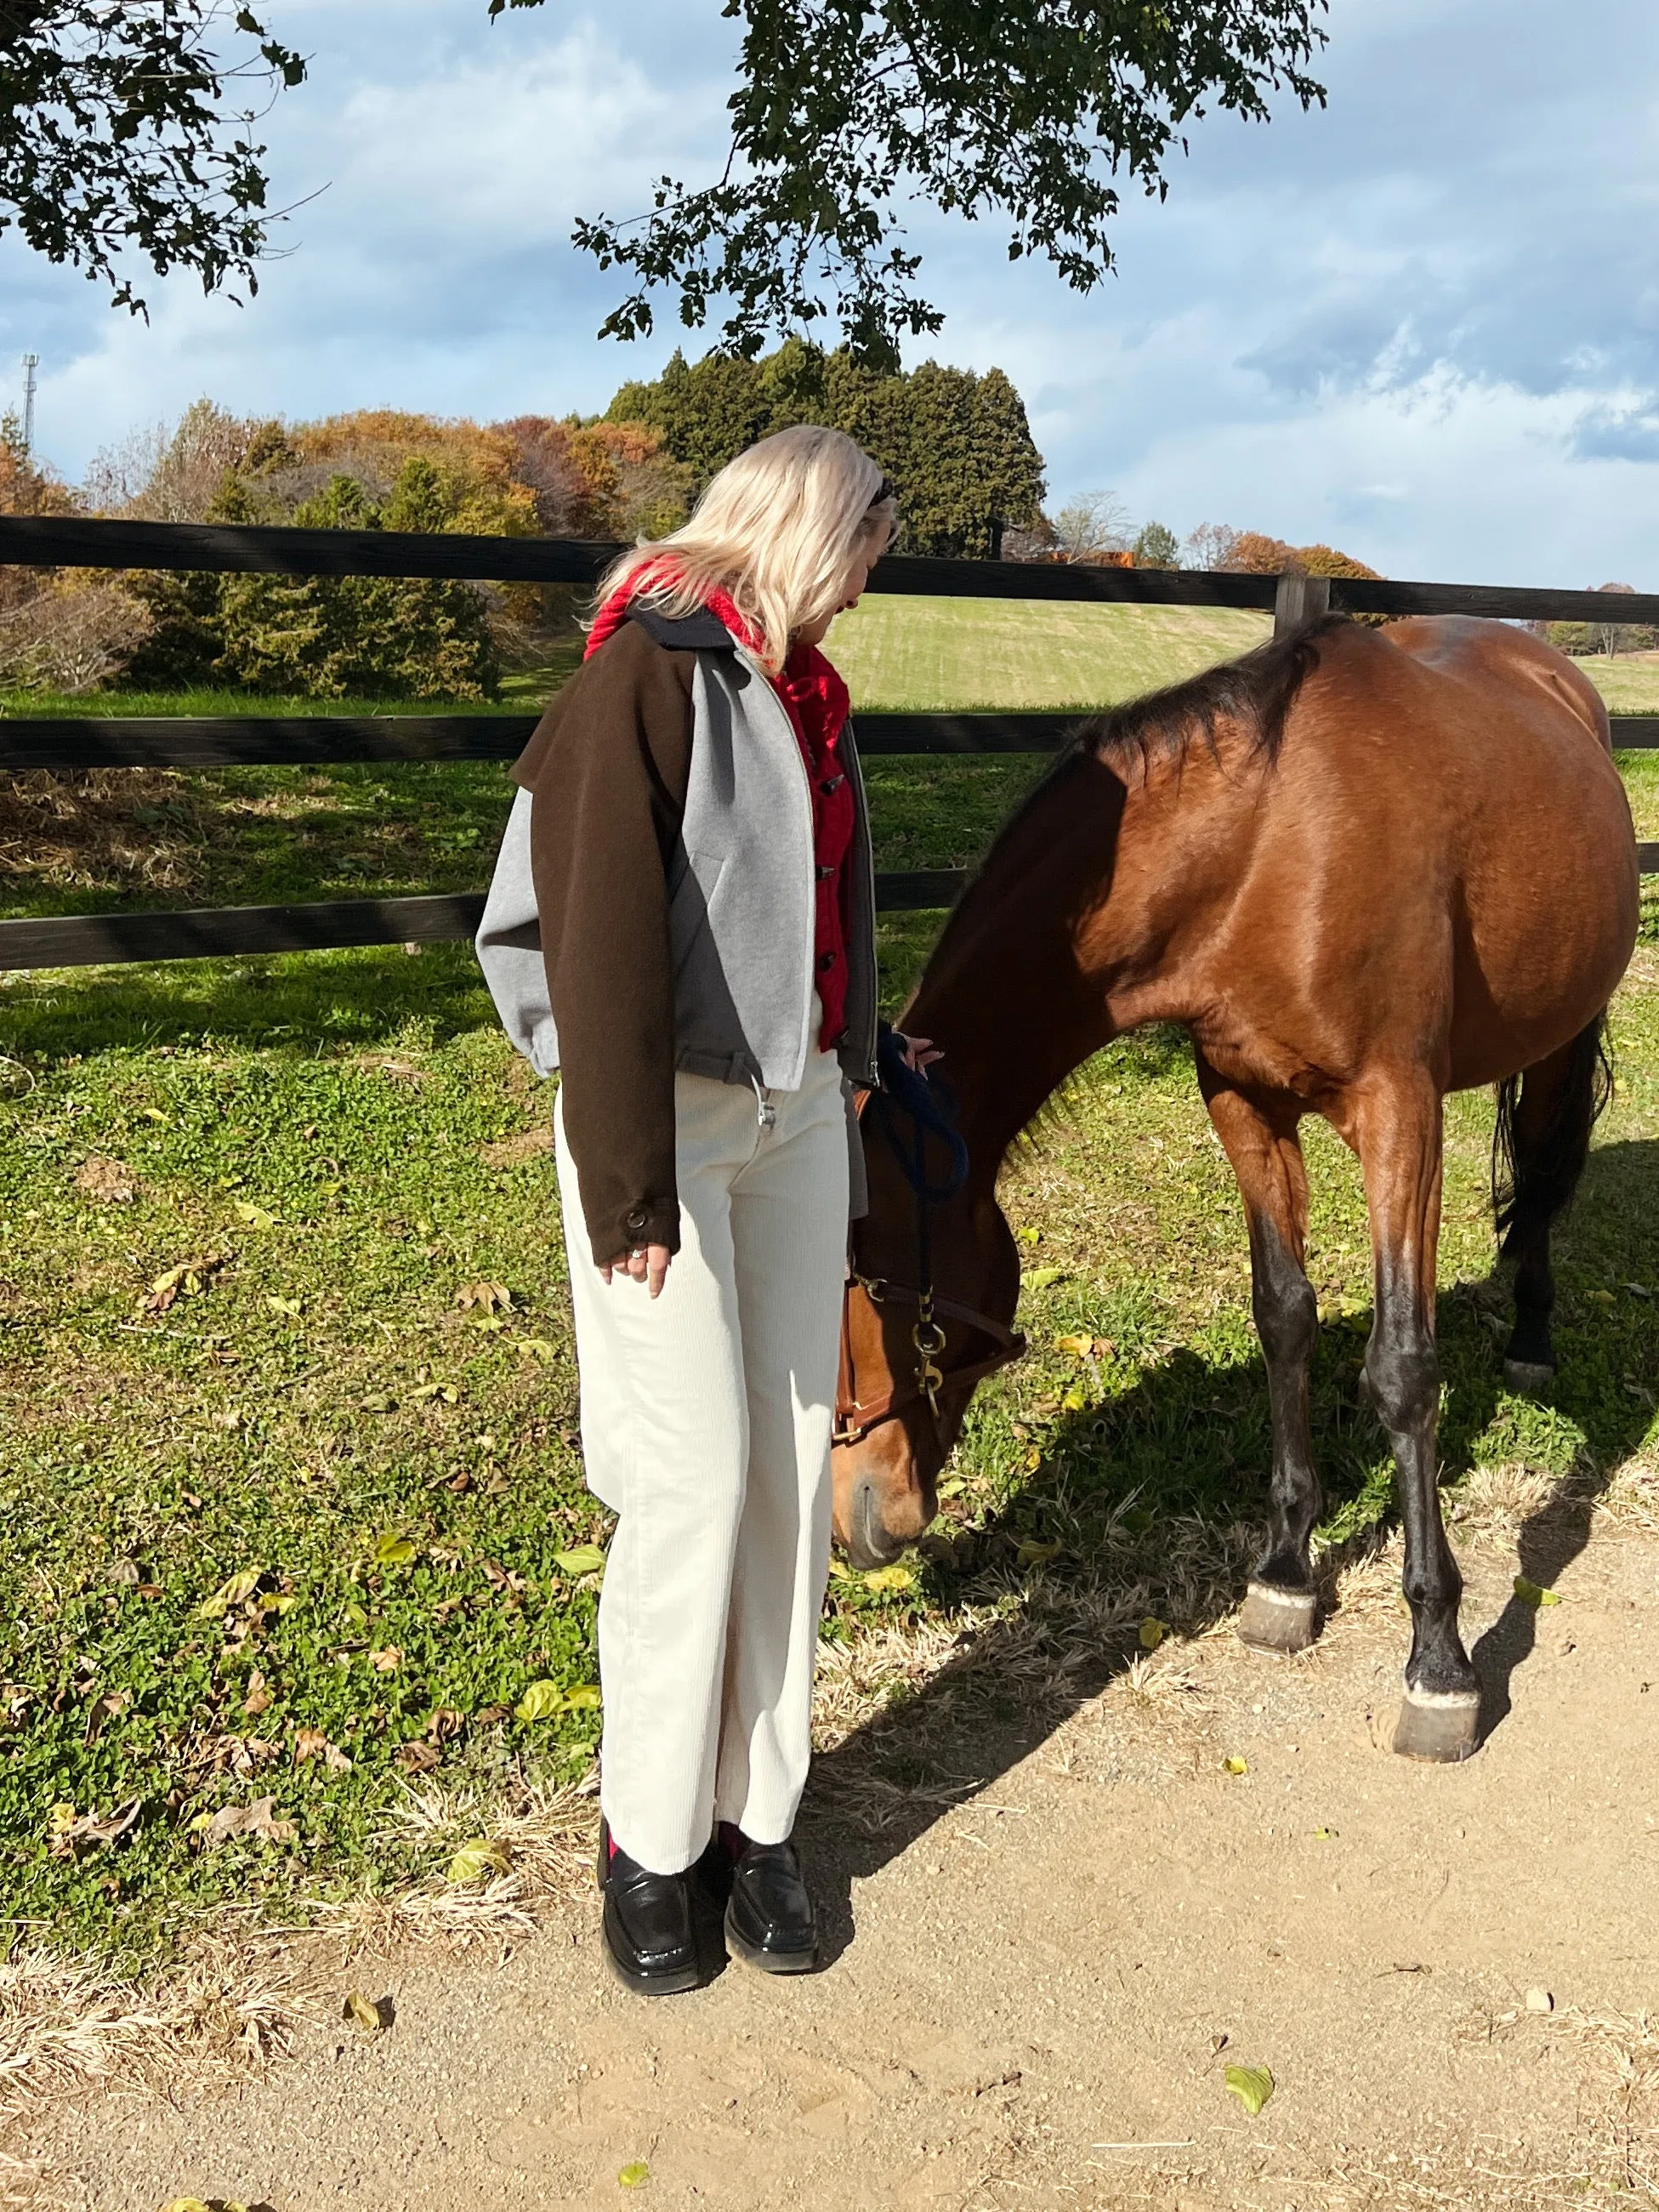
left=1059, top=1385, right=1087, bottom=1412
left=618, top=2164, right=651, bottom=2190
left=293, top=1727, right=330, bottom=1765
left=265, top=1295, right=303, bottom=1318
left=427, top=1706, right=466, bottom=1743
left=515, top=1338, right=558, bottom=1362
left=1314, top=1825, right=1338, bottom=1840
left=242, top=1671, right=273, bottom=1718
left=1224, top=2061, right=1274, bottom=2117
left=198, top=1567, right=262, bottom=1618
left=514, top=1679, right=565, bottom=1723
left=343, top=1989, right=384, bottom=2038
left=395, top=1741, right=442, bottom=1775
left=862, top=1563, right=917, bottom=1593
left=1020, top=1266, right=1065, bottom=1292
left=455, top=1279, right=513, bottom=1312
left=82, top=1689, right=131, bottom=1746
left=1015, top=1539, right=1062, bottom=1568
left=553, top=1544, right=607, bottom=1578
left=411, top=1380, right=460, bottom=1404
left=1139, top=1617, right=1168, bottom=1651
left=159, top=2199, right=214, bottom=2212
left=368, top=1646, right=403, bottom=1675
left=564, top=1684, right=602, bottom=1710
left=142, top=1252, right=228, bottom=1314
left=1014, top=1225, right=1040, bottom=1245
left=446, top=1838, right=509, bottom=1884
left=1222, top=1756, right=1249, bottom=1776
left=1053, top=1333, right=1094, bottom=1357
left=374, top=1533, right=418, bottom=1568
left=53, top=1798, right=140, bottom=1853
left=75, top=1155, right=139, bottom=1203
left=195, top=1796, right=296, bottom=1847
left=1514, top=1575, right=1562, bottom=1608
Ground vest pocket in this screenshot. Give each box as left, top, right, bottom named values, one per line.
left=668, top=848, right=728, bottom=983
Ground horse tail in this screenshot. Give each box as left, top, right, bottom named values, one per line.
left=1491, top=1012, right=1614, bottom=1256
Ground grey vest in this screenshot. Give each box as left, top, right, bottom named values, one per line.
left=476, top=611, right=879, bottom=1177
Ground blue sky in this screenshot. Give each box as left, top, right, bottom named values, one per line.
left=3, top=0, right=1656, bottom=586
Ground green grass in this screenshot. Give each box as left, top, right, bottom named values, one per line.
left=1586, top=651, right=1659, bottom=714
left=832, top=596, right=1273, bottom=710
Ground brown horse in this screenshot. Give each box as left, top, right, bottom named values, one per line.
left=833, top=615, right=1638, bottom=1761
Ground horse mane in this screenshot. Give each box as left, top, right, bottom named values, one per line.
left=1083, top=610, right=1348, bottom=780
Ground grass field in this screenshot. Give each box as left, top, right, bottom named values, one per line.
left=0, top=599, right=1656, bottom=1981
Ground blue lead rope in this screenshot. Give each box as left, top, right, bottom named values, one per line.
left=871, top=1021, right=969, bottom=1202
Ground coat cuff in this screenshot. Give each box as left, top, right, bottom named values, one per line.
left=588, top=1198, right=682, bottom=1267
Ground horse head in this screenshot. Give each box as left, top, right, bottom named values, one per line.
left=831, top=1037, right=1026, bottom=1567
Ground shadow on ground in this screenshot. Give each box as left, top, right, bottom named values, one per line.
left=801, top=1136, right=1659, bottom=1965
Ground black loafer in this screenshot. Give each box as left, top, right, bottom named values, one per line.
left=597, top=1818, right=702, bottom=1996
left=724, top=1835, right=819, bottom=1974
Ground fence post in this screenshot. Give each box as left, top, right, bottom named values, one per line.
left=1273, top=572, right=1332, bottom=639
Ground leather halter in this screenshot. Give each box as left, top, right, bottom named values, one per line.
left=833, top=1030, right=1027, bottom=1448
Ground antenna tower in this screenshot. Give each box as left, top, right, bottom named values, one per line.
left=20, top=355, right=38, bottom=456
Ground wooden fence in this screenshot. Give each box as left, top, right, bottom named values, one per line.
left=1, top=516, right=1655, bottom=972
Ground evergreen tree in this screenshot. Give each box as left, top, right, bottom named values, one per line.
left=1133, top=521, right=1181, bottom=568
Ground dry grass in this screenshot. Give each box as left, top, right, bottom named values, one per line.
left=0, top=771, right=208, bottom=898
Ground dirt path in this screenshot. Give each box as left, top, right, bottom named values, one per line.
left=32, top=1514, right=1659, bottom=2211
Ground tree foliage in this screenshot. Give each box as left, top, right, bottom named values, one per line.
left=497, top=0, right=1327, bottom=361
left=607, top=339, right=1045, bottom=558
left=0, top=3, right=305, bottom=312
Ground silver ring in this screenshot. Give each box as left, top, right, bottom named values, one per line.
left=630, top=1247, right=646, bottom=1260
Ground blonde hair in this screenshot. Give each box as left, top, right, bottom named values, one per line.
left=593, top=424, right=897, bottom=674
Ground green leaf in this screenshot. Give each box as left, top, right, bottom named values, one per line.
left=343, top=1988, right=383, bottom=2037
left=234, top=1198, right=277, bottom=1231
left=1222, top=1755, right=1248, bottom=1776
left=1020, top=1266, right=1065, bottom=1292
left=1016, top=1538, right=1061, bottom=1568
left=374, top=1532, right=418, bottom=1569
left=1224, top=2062, right=1274, bottom=2116
left=554, top=1544, right=607, bottom=1577
left=514, top=1679, right=564, bottom=1723
left=1514, top=1575, right=1562, bottom=1607
left=565, top=1684, right=602, bottom=1710
left=618, top=2164, right=651, bottom=2190
left=446, top=1839, right=508, bottom=1884
left=1139, top=1617, right=1168, bottom=1651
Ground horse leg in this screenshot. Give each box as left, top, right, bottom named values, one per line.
left=1492, top=1015, right=1613, bottom=1393
left=1352, top=1075, right=1479, bottom=1761
left=1198, top=1063, right=1321, bottom=1655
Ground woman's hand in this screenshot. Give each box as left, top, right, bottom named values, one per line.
left=895, top=1032, right=943, bottom=1077
left=599, top=1244, right=673, bottom=1299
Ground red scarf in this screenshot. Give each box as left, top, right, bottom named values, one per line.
left=586, top=565, right=855, bottom=1050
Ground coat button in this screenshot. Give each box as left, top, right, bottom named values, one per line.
left=820, top=775, right=844, bottom=794
left=818, top=950, right=837, bottom=971
left=624, top=1207, right=649, bottom=1233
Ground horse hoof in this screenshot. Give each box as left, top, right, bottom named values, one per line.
left=1237, top=1582, right=1319, bottom=1654
left=1503, top=1358, right=1555, bottom=1396
left=1392, top=1686, right=1480, bottom=1762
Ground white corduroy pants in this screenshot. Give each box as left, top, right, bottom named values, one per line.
left=554, top=1034, right=849, bottom=1876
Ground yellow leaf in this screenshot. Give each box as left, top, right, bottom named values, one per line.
left=553, top=1544, right=607, bottom=1577
left=514, top=1679, right=565, bottom=1722
left=862, top=1564, right=916, bottom=1594
left=618, top=2164, right=651, bottom=2189
left=1139, top=1617, right=1168, bottom=1651
left=1222, top=1755, right=1248, bottom=1776
left=1060, top=1385, right=1087, bottom=1413
left=1016, top=1538, right=1062, bottom=1567
left=515, top=1338, right=558, bottom=1362
left=1514, top=1575, right=1562, bottom=1607
left=565, top=1684, right=602, bottom=1710
left=1020, top=1266, right=1065, bottom=1292
left=446, top=1838, right=508, bottom=1884
left=1053, top=1333, right=1093, bottom=1358
left=198, top=1567, right=261, bottom=1618
left=140, top=1106, right=173, bottom=1125
left=342, top=1989, right=383, bottom=2038
left=234, top=1200, right=277, bottom=1231
left=1224, top=2061, right=1274, bottom=2116
left=456, top=1279, right=514, bottom=1312
left=159, top=2200, right=214, bottom=2212
left=266, top=1295, right=303, bottom=1317
left=48, top=1802, right=77, bottom=1835
left=374, top=1533, right=418, bottom=1568
left=410, top=1380, right=460, bottom=1403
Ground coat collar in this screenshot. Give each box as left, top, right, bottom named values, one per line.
left=627, top=604, right=738, bottom=651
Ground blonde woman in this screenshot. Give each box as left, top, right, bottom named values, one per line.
left=479, top=426, right=929, bottom=1994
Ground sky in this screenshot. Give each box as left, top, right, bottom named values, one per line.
left=3, top=0, right=1656, bottom=588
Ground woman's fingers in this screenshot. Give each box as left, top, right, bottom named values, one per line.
left=599, top=1244, right=673, bottom=1296
left=895, top=1031, right=944, bottom=1075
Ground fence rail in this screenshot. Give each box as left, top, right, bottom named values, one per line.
left=1, top=516, right=1655, bottom=971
